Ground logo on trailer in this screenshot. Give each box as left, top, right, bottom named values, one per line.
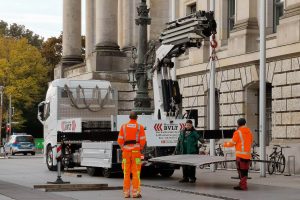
left=154, top=123, right=185, bottom=132
left=154, top=123, right=163, bottom=131
left=61, top=120, right=77, bottom=132
left=71, top=120, right=77, bottom=131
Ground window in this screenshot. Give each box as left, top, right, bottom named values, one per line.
left=16, top=136, right=34, bottom=143
left=44, top=102, right=50, bottom=120
left=273, top=0, right=284, bottom=33
left=228, top=0, right=235, bottom=36
left=186, top=3, right=197, bottom=16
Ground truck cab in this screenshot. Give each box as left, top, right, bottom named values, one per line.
left=38, top=78, right=117, bottom=171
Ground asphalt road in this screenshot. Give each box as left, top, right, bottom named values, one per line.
left=0, top=155, right=299, bottom=200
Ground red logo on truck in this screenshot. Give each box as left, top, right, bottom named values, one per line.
left=154, top=123, right=163, bottom=131
left=61, top=120, right=77, bottom=132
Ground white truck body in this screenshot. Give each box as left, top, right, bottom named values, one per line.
left=38, top=78, right=117, bottom=166
left=38, top=78, right=183, bottom=175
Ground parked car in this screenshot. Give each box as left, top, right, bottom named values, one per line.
left=4, top=134, right=36, bottom=156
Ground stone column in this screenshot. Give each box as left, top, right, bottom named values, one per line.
left=121, top=0, right=135, bottom=52
left=133, top=0, right=140, bottom=48
left=95, top=0, right=119, bottom=51
left=228, top=0, right=259, bottom=56
left=62, top=0, right=83, bottom=65
left=86, top=0, right=95, bottom=57
left=133, top=0, right=152, bottom=114
left=277, top=0, right=300, bottom=45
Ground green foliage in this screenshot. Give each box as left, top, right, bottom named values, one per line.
left=0, top=20, right=8, bottom=35
left=41, top=33, right=85, bottom=79
left=0, top=37, right=49, bottom=131
left=41, top=34, right=62, bottom=67
left=0, top=20, right=44, bottom=49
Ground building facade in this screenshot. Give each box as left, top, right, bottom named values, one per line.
left=57, top=0, right=300, bottom=150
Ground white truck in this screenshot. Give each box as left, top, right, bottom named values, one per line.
left=37, top=10, right=216, bottom=178
left=37, top=79, right=185, bottom=177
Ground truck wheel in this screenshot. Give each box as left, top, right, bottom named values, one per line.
left=141, top=168, right=159, bottom=177
left=159, top=169, right=174, bottom=177
left=46, top=145, right=56, bottom=171
left=87, top=167, right=101, bottom=176
left=102, top=168, right=113, bottom=178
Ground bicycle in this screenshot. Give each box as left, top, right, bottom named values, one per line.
left=199, top=144, right=209, bottom=169
left=215, top=144, right=226, bottom=168
left=250, top=142, right=260, bottom=171
left=267, top=145, right=289, bottom=175
left=198, top=143, right=226, bottom=169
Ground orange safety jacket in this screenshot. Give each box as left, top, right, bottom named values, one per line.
left=223, top=126, right=253, bottom=159
left=117, top=119, right=146, bottom=152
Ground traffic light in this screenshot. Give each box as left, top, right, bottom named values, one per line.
left=6, top=124, right=10, bottom=133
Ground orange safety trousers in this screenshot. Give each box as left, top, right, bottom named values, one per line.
left=122, top=150, right=142, bottom=196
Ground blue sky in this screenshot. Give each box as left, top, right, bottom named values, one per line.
left=0, top=0, right=86, bottom=39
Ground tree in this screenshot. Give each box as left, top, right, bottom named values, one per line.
left=0, top=20, right=8, bottom=35
left=0, top=37, right=48, bottom=134
left=41, top=35, right=62, bottom=79
left=0, top=20, right=44, bottom=49
left=41, top=34, right=85, bottom=79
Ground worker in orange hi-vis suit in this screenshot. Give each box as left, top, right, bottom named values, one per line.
left=117, top=111, right=146, bottom=198
left=223, top=118, right=253, bottom=191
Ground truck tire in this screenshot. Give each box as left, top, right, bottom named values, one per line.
left=46, top=145, right=56, bottom=171
left=102, top=168, right=113, bottom=178
left=159, top=169, right=175, bottom=177
left=87, top=167, right=102, bottom=176
left=141, top=167, right=159, bottom=177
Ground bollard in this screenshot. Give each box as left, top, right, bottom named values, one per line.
left=47, top=143, right=70, bottom=184
left=225, top=152, right=233, bottom=169
left=284, top=155, right=295, bottom=176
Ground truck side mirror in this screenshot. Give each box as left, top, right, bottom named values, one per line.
left=38, top=102, right=45, bottom=122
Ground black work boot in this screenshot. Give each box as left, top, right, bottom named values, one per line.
left=233, top=186, right=243, bottom=190
left=189, top=178, right=196, bottom=183
left=179, top=178, right=189, bottom=183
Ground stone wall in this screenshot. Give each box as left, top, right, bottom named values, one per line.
left=270, top=57, right=300, bottom=139
left=178, top=56, right=300, bottom=141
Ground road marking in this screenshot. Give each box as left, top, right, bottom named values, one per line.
left=142, top=184, right=239, bottom=200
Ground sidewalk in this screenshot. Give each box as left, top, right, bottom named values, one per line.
left=0, top=156, right=299, bottom=200
left=0, top=180, right=76, bottom=200
left=140, top=169, right=300, bottom=200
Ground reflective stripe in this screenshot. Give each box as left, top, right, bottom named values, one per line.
left=123, top=146, right=135, bottom=150
left=236, top=151, right=251, bottom=155
left=123, top=144, right=141, bottom=150
left=122, top=158, right=127, bottom=174
left=123, top=125, right=126, bottom=141
left=136, top=124, right=140, bottom=142
left=118, top=135, right=124, bottom=139
left=135, top=157, right=141, bottom=165
left=140, top=136, right=146, bottom=140
left=238, top=130, right=245, bottom=152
